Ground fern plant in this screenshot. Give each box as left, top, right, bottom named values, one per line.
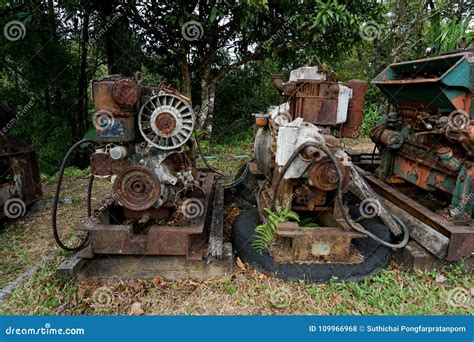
left=252, top=205, right=300, bottom=255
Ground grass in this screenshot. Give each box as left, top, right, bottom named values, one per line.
left=0, top=171, right=111, bottom=287
left=0, top=260, right=471, bottom=315
left=0, top=142, right=472, bottom=315
left=41, top=166, right=92, bottom=183
left=196, top=138, right=253, bottom=176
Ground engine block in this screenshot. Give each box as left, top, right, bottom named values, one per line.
left=250, top=67, right=372, bottom=262
left=80, top=76, right=214, bottom=259
left=370, top=51, right=473, bottom=223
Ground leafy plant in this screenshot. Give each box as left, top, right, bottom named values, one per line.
left=361, top=102, right=384, bottom=137
left=252, top=205, right=299, bottom=255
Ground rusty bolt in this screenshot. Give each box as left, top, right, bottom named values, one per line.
left=155, top=112, right=176, bottom=133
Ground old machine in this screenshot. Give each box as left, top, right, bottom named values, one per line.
left=52, top=54, right=473, bottom=282
left=1, top=101, right=42, bottom=223
left=232, top=67, right=409, bottom=282
left=368, top=51, right=474, bottom=261
left=52, top=76, right=226, bottom=263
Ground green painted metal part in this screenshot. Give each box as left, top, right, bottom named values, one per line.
left=373, top=52, right=474, bottom=114
left=372, top=51, right=473, bottom=222
left=451, top=165, right=474, bottom=221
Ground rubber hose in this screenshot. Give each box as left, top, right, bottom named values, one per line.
left=52, top=139, right=99, bottom=252
left=319, top=143, right=409, bottom=249
left=193, top=135, right=226, bottom=177
left=270, top=140, right=409, bottom=249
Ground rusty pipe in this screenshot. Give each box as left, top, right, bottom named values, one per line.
left=435, top=147, right=462, bottom=171
left=302, top=146, right=323, bottom=161
left=272, top=74, right=285, bottom=93
left=341, top=79, right=368, bottom=138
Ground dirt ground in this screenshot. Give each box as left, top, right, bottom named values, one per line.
left=0, top=140, right=472, bottom=315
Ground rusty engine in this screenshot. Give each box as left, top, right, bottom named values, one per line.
left=370, top=51, right=473, bottom=224
left=234, top=67, right=408, bottom=276
left=53, top=76, right=221, bottom=260
left=256, top=68, right=368, bottom=213
left=0, top=101, right=42, bottom=222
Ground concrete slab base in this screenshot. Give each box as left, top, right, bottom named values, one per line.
left=57, top=243, right=234, bottom=282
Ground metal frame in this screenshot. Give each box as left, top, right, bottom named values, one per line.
left=355, top=165, right=474, bottom=261
left=79, top=173, right=216, bottom=261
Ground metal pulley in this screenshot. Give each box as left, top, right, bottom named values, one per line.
left=113, top=165, right=161, bottom=211
left=138, top=92, right=195, bottom=150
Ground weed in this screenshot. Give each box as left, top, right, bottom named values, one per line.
left=252, top=205, right=299, bottom=255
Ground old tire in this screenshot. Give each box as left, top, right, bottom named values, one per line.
left=232, top=207, right=391, bottom=282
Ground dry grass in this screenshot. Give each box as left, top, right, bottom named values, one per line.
left=0, top=255, right=471, bottom=315
left=0, top=175, right=112, bottom=286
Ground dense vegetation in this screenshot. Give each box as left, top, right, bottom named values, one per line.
left=0, top=0, right=471, bottom=173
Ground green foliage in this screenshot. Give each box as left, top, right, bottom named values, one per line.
left=41, top=166, right=91, bottom=183
left=361, top=102, right=384, bottom=137
left=429, top=15, right=473, bottom=53
left=223, top=280, right=238, bottom=295
left=252, top=205, right=299, bottom=255
left=1, top=0, right=471, bottom=174
left=213, top=60, right=281, bottom=144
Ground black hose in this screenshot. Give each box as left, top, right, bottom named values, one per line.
left=319, top=143, right=409, bottom=249
left=270, top=140, right=409, bottom=249
left=87, top=173, right=94, bottom=217
left=193, top=135, right=227, bottom=178
left=223, top=162, right=250, bottom=189
left=52, top=139, right=99, bottom=252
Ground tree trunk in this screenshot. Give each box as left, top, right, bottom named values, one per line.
left=179, top=43, right=192, bottom=99
left=76, top=9, right=89, bottom=140
left=199, top=64, right=212, bottom=130
left=203, top=78, right=216, bottom=140
left=99, top=1, right=117, bottom=74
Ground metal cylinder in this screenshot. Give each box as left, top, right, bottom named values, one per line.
left=109, top=146, right=127, bottom=160
left=435, top=147, right=462, bottom=171
left=254, top=113, right=269, bottom=127
left=341, top=79, right=368, bottom=138
left=302, top=146, right=323, bottom=161
left=309, top=158, right=340, bottom=191
left=92, top=77, right=138, bottom=115
left=272, top=74, right=284, bottom=93
left=371, top=128, right=404, bottom=149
